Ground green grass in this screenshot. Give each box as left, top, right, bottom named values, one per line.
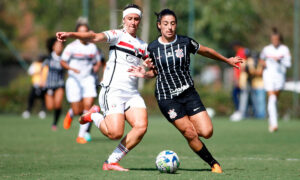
left=1, top=114, right=300, bottom=180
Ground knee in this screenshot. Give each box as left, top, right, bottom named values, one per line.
left=135, top=124, right=148, bottom=137
left=201, top=127, right=213, bottom=139
left=107, top=131, right=124, bottom=140
left=183, top=127, right=198, bottom=141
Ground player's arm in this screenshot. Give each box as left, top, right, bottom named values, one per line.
left=197, top=45, right=244, bottom=69
left=60, top=60, right=80, bottom=74
left=56, top=32, right=107, bottom=43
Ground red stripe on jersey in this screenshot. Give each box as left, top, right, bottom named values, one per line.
left=117, top=41, right=145, bottom=55
left=73, top=53, right=95, bottom=58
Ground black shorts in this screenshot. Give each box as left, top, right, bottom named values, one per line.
left=157, top=87, right=206, bottom=122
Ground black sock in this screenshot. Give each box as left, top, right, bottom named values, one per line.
left=53, top=108, right=61, bottom=126
left=87, top=122, right=92, bottom=133
left=195, top=143, right=219, bottom=167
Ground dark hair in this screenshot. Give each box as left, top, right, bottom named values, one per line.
left=46, top=37, right=58, bottom=54
left=75, top=23, right=90, bottom=32
left=123, top=4, right=141, bottom=11
left=155, top=9, right=177, bottom=33
left=271, top=27, right=283, bottom=43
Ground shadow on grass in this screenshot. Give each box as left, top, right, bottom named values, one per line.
left=129, top=167, right=211, bottom=172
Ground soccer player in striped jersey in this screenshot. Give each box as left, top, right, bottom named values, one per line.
left=259, top=28, right=291, bottom=132
left=59, top=23, right=102, bottom=144
left=56, top=4, right=148, bottom=171
left=43, top=37, right=65, bottom=131
left=128, top=9, right=244, bottom=173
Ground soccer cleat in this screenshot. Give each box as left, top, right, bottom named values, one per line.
left=76, top=137, right=87, bottom=144
left=63, top=112, right=73, bottom=130
left=269, top=126, right=278, bottom=133
left=84, top=132, right=92, bottom=142
left=39, top=111, right=46, bottom=119
left=102, top=161, right=129, bottom=171
left=211, top=163, right=223, bottom=173
left=79, top=105, right=101, bottom=124
left=22, top=111, right=30, bottom=119
left=51, top=125, right=57, bottom=131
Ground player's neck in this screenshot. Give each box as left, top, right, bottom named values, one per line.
left=160, top=35, right=176, bottom=43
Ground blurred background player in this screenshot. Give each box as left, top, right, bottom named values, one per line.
left=230, top=41, right=247, bottom=120
left=58, top=4, right=149, bottom=171
left=22, top=55, right=48, bottom=119
left=84, top=47, right=106, bottom=141
left=60, top=22, right=101, bottom=143
left=42, top=37, right=65, bottom=131
left=259, top=27, right=291, bottom=132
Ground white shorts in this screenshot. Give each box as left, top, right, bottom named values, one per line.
left=263, top=74, right=285, bottom=92
left=66, top=75, right=97, bottom=103
left=99, top=87, right=146, bottom=116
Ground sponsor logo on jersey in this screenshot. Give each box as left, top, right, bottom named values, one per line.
left=175, top=48, right=184, bottom=58
left=170, top=84, right=190, bottom=96
left=168, top=109, right=177, bottom=119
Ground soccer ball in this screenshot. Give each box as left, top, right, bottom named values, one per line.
left=155, top=150, right=180, bottom=173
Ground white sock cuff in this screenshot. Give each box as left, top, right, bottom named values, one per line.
left=91, top=113, right=104, bottom=128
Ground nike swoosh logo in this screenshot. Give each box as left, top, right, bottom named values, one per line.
left=193, top=107, right=200, bottom=111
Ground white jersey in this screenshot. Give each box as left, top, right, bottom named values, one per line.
left=61, top=39, right=100, bottom=79
left=101, top=29, right=148, bottom=92
left=260, top=44, right=291, bottom=79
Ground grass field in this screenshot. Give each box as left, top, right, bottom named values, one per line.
left=1, top=114, right=300, bottom=180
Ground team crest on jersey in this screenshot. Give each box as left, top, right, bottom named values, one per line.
left=168, top=109, right=177, bottom=119
left=175, top=48, right=184, bottom=58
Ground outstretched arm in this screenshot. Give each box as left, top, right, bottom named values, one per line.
left=56, top=31, right=107, bottom=43
left=197, top=45, right=244, bottom=68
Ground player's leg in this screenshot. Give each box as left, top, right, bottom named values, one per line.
left=45, top=89, right=54, bottom=111
left=267, top=90, right=279, bottom=132
left=64, top=77, right=81, bottom=130
left=122, top=107, right=147, bottom=149
left=172, top=117, right=222, bottom=173
left=51, top=88, right=64, bottom=130
left=189, top=111, right=213, bottom=139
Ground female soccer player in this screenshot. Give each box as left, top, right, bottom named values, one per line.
left=259, top=28, right=291, bottom=132
left=56, top=4, right=148, bottom=171
left=59, top=23, right=101, bottom=144
left=43, top=37, right=65, bottom=130
left=128, top=9, right=244, bottom=173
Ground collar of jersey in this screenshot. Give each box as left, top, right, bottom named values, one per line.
left=158, top=35, right=177, bottom=45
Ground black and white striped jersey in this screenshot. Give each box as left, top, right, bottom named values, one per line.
left=43, top=52, right=64, bottom=89
left=147, top=35, right=200, bottom=100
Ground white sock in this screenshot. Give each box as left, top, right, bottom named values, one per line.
left=78, top=110, right=89, bottom=137
left=107, top=143, right=129, bottom=163
left=91, top=112, right=104, bottom=128
left=68, top=108, right=74, bottom=118
left=268, top=94, right=278, bottom=127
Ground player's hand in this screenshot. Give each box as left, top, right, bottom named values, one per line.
left=56, top=32, right=70, bottom=42
left=228, top=56, right=245, bottom=69
left=143, top=58, right=154, bottom=69
left=128, top=65, right=146, bottom=78
left=72, top=68, right=80, bottom=74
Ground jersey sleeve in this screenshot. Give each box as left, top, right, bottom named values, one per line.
left=103, top=29, right=122, bottom=44
left=281, top=46, right=291, bottom=68
left=61, top=44, right=72, bottom=62
left=188, top=37, right=200, bottom=54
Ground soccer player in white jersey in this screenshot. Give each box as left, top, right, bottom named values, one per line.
left=56, top=4, right=148, bottom=171
left=259, top=28, right=291, bottom=132
left=60, top=23, right=101, bottom=144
